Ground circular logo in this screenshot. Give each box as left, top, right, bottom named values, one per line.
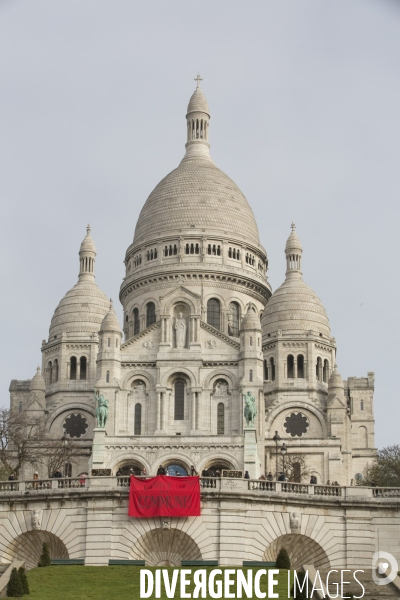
left=372, top=551, right=399, bottom=586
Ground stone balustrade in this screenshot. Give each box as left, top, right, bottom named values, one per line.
left=0, top=477, right=398, bottom=500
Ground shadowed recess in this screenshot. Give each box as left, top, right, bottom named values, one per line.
left=130, top=527, right=201, bottom=566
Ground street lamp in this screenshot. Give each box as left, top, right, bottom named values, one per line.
left=62, top=436, right=68, bottom=477
left=272, top=431, right=281, bottom=479
left=280, top=443, right=287, bottom=481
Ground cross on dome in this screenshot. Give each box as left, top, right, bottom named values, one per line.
left=291, top=222, right=296, bottom=232
left=86, top=224, right=91, bottom=235
left=194, top=73, right=203, bottom=89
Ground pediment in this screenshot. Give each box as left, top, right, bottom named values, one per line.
left=26, top=397, right=45, bottom=411
left=327, top=394, right=346, bottom=409
left=200, top=321, right=240, bottom=350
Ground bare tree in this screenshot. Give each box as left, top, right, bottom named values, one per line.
left=0, top=407, right=44, bottom=477
left=277, top=452, right=312, bottom=483
left=36, top=439, right=82, bottom=478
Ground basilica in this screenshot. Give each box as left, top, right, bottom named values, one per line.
left=9, top=79, right=376, bottom=485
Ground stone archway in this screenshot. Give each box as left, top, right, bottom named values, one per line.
left=130, top=528, right=201, bottom=566
left=4, top=531, right=69, bottom=570
left=263, top=534, right=330, bottom=569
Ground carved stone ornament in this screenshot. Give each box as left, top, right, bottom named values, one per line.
left=162, top=520, right=171, bottom=530
left=31, top=509, right=43, bottom=530
left=206, top=340, right=217, bottom=349
left=284, top=412, right=309, bottom=437
left=143, top=340, right=154, bottom=349
left=290, top=512, right=301, bottom=535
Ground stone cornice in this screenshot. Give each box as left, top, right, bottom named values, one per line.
left=119, top=269, right=271, bottom=303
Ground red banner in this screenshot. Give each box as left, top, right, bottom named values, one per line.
left=128, top=475, right=201, bottom=517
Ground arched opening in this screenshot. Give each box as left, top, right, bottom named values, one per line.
left=80, top=356, right=87, bottom=380
left=207, top=298, right=221, bottom=331
left=174, top=379, right=185, bottom=420
left=48, top=361, right=53, bottom=385
left=249, top=369, right=253, bottom=382
left=270, top=358, right=275, bottom=381
left=146, top=302, right=156, bottom=327
left=116, top=459, right=146, bottom=476
left=323, top=359, right=329, bottom=383
left=133, top=308, right=140, bottom=335
left=264, top=360, right=269, bottom=380
left=358, top=426, right=368, bottom=448
left=70, top=357, right=77, bottom=380
left=228, top=302, right=240, bottom=337
left=134, top=403, right=142, bottom=436
left=316, top=357, right=322, bottom=381
left=217, top=403, right=224, bottom=435
left=287, top=355, right=294, bottom=378
left=106, top=371, right=110, bottom=383
left=165, top=464, right=188, bottom=476
left=54, top=359, right=59, bottom=383
left=4, top=531, right=69, bottom=571
left=130, top=528, right=201, bottom=566
left=202, top=458, right=235, bottom=476
left=263, top=534, right=330, bottom=570
left=360, top=399, right=364, bottom=411
left=297, top=354, right=304, bottom=378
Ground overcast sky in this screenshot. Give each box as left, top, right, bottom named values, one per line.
left=1, top=0, right=399, bottom=449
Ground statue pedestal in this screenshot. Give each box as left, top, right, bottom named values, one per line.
left=89, top=428, right=107, bottom=471
left=243, top=427, right=260, bottom=479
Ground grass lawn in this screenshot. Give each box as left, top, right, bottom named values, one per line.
left=23, top=566, right=292, bottom=599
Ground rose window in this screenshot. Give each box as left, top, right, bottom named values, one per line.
left=284, top=412, right=309, bottom=437
left=63, top=413, right=88, bottom=438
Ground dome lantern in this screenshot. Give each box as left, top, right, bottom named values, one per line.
left=285, top=222, right=303, bottom=279
left=184, top=74, right=212, bottom=162
left=79, top=225, right=96, bottom=281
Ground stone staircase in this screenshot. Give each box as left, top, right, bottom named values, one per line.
left=316, top=569, right=399, bottom=599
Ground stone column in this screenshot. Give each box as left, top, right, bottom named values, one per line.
left=66, top=361, right=70, bottom=380
left=294, top=360, right=297, bottom=379
left=156, top=392, right=161, bottom=431
left=191, top=391, right=196, bottom=431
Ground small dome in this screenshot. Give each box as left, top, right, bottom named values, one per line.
left=49, top=280, right=110, bottom=338
left=29, top=367, right=45, bottom=392
left=262, top=277, right=330, bottom=337
left=187, top=88, right=210, bottom=116
left=80, top=225, right=96, bottom=254
left=240, top=305, right=261, bottom=331
left=285, top=223, right=302, bottom=253
left=100, top=301, right=122, bottom=333
left=328, top=364, right=344, bottom=395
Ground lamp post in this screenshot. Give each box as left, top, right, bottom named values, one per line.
left=280, top=443, right=287, bottom=481
left=272, top=431, right=281, bottom=479
left=62, top=436, right=68, bottom=477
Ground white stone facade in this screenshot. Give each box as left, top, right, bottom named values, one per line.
left=9, top=81, right=376, bottom=486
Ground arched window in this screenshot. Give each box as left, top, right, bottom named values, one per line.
left=106, top=371, right=110, bottom=383
left=80, top=356, right=87, bottom=380
left=48, top=361, right=53, bottom=385
left=186, top=243, right=189, bottom=254
left=217, top=403, right=224, bottom=435
left=270, top=358, right=275, bottom=381
left=228, top=247, right=232, bottom=258
left=107, top=337, right=111, bottom=347
left=133, top=308, right=140, bottom=335
left=174, top=379, right=185, bottom=420
left=146, top=302, right=156, bottom=327
left=316, top=357, right=322, bottom=381
left=297, top=354, right=304, bottom=379
left=360, top=400, right=364, bottom=411
left=134, top=404, right=142, bottom=435
left=358, top=426, right=368, bottom=448
left=249, top=369, right=253, bottom=382
left=250, top=336, right=253, bottom=346
left=287, top=355, right=294, bottom=378
left=264, top=360, right=269, bottom=380
left=173, top=244, right=178, bottom=255
left=228, top=302, right=240, bottom=337
left=19, top=401, right=23, bottom=413
left=323, top=359, right=329, bottom=383
left=70, top=357, right=77, bottom=380
left=54, top=359, right=58, bottom=383
left=207, top=298, right=221, bottom=330
left=195, top=243, right=199, bottom=254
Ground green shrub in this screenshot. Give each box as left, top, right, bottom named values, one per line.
left=276, top=547, right=291, bottom=569
left=291, top=570, right=310, bottom=599
left=18, top=566, right=29, bottom=595
left=38, top=542, right=51, bottom=567
left=6, top=567, right=24, bottom=597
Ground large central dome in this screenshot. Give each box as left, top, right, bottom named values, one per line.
left=133, top=81, right=260, bottom=248
left=133, top=159, right=260, bottom=246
